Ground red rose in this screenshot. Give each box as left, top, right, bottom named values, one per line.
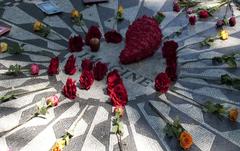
left=30, top=64, right=39, bottom=75
left=104, top=30, right=122, bottom=43
left=107, top=70, right=122, bottom=91
left=216, top=20, right=224, bottom=28
left=85, top=26, right=102, bottom=45
left=79, top=70, right=94, bottom=90
left=68, top=35, right=84, bottom=52
left=162, top=40, right=178, bottom=58
left=229, top=16, right=236, bottom=27
left=48, top=57, right=59, bottom=75
left=120, top=16, right=162, bottom=64
left=173, top=3, right=180, bottom=12
left=166, top=56, right=177, bottom=67
left=166, top=65, right=177, bottom=81
left=198, top=10, right=209, bottom=18
left=62, top=78, right=77, bottom=99
left=109, top=83, right=128, bottom=107
left=155, top=72, right=171, bottom=93
left=64, top=55, right=77, bottom=75
left=81, top=58, right=93, bottom=71
left=93, top=61, right=108, bottom=81
left=189, top=15, right=197, bottom=25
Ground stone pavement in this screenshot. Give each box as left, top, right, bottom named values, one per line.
left=0, top=0, right=240, bottom=151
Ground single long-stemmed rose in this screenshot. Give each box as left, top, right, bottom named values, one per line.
left=4, top=64, right=40, bottom=76
left=107, top=70, right=128, bottom=151
left=33, top=20, right=50, bottom=37
left=178, top=73, right=240, bottom=90
left=1, top=95, right=59, bottom=136
left=170, top=89, right=239, bottom=122
left=51, top=105, right=88, bottom=151
left=0, top=42, right=24, bottom=54
left=181, top=53, right=239, bottom=68
left=70, top=9, right=87, bottom=35
left=0, top=86, right=52, bottom=103
left=116, top=5, right=124, bottom=22
left=149, top=102, right=193, bottom=150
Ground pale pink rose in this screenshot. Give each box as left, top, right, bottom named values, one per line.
left=46, top=95, right=59, bottom=107
left=30, top=64, right=39, bottom=75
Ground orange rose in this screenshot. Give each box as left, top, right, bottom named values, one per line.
left=229, top=108, right=238, bottom=122
left=179, top=131, right=193, bottom=150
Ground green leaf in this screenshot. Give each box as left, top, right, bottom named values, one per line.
left=8, top=43, right=24, bottom=54
left=221, top=74, right=232, bottom=85
left=226, top=58, right=237, bottom=68
left=112, top=125, right=118, bottom=134
left=212, top=57, right=223, bottom=65
left=0, top=94, right=16, bottom=103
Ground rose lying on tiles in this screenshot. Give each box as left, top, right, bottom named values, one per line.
left=4, top=64, right=40, bottom=76
left=33, top=20, right=50, bottom=37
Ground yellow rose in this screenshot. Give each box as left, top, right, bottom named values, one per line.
left=33, top=20, right=43, bottom=31
left=118, top=5, right=124, bottom=15
left=71, top=9, right=80, bottom=18
left=0, top=42, right=8, bottom=53
left=52, top=139, right=65, bottom=151
left=229, top=108, right=238, bottom=122
left=219, top=30, right=228, bottom=40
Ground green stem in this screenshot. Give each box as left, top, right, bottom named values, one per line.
left=181, top=58, right=212, bottom=66
left=116, top=134, right=124, bottom=151
left=149, top=102, right=172, bottom=124
left=170, top=89, right=205, bottom=109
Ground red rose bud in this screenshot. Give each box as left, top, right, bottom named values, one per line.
left=81, top=58, right=93, bottom=71
left=89, top=38, right=100, bottom=52
left=79, top=70, right=94, bottom=90
left=62, top=78, right=77, bottom=99
left=198, top=10, right=209, bottom=19
left=162, top=40, right=178, bottom=58
left=173, top=3, right=180, bottom=12
left=216, top=20, right=224, bottom=28
left=68, top=35, right=84, bottom=52
left=166, top=65, right=177, bottom=81
left=114, top=106, right=124, bottom=117
left=64, top=55, right=77, bottom=75
left=46, top=95, right=59, bottom=107
left=85, top=26, right=102, bottom=45
left=104, top=30, right=122, bottom=43
left=229, top=16, right=236, bottom=27
left=48, top=57, right=59, bottom=75
left=189, top=15, right=197, bottom=25
left=93, top=61, right=108, bottom=81
left=30, top=64, right=39, bottom=75
left=155, top=72, right=171, bottom=93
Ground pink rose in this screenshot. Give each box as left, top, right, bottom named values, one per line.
left=30, top=64, right=39, bottom=75
left=46, top=95, right=59, bottom=107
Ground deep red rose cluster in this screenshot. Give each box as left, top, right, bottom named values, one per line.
left=107, top=70, right=128, bottom=108
left=189, top=15, right=197, bottom=25
left=81, top=58, right=93, bottom=71
left=48, top=57, right=59, bottom=75
left=119, top=16, right=162, bottom=64
left=68, top=35, right=84, bottom=52
left=62, top=78, right=77, bottom=99
left=161, top=40, right=178, bottom=82
left=79, top=70, right=94, bottom=90
left=85, top=26, right=102, bottom=45
left=64, top=55, right=77, bottom=75
left=104, top=30, right=122, bottom=43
